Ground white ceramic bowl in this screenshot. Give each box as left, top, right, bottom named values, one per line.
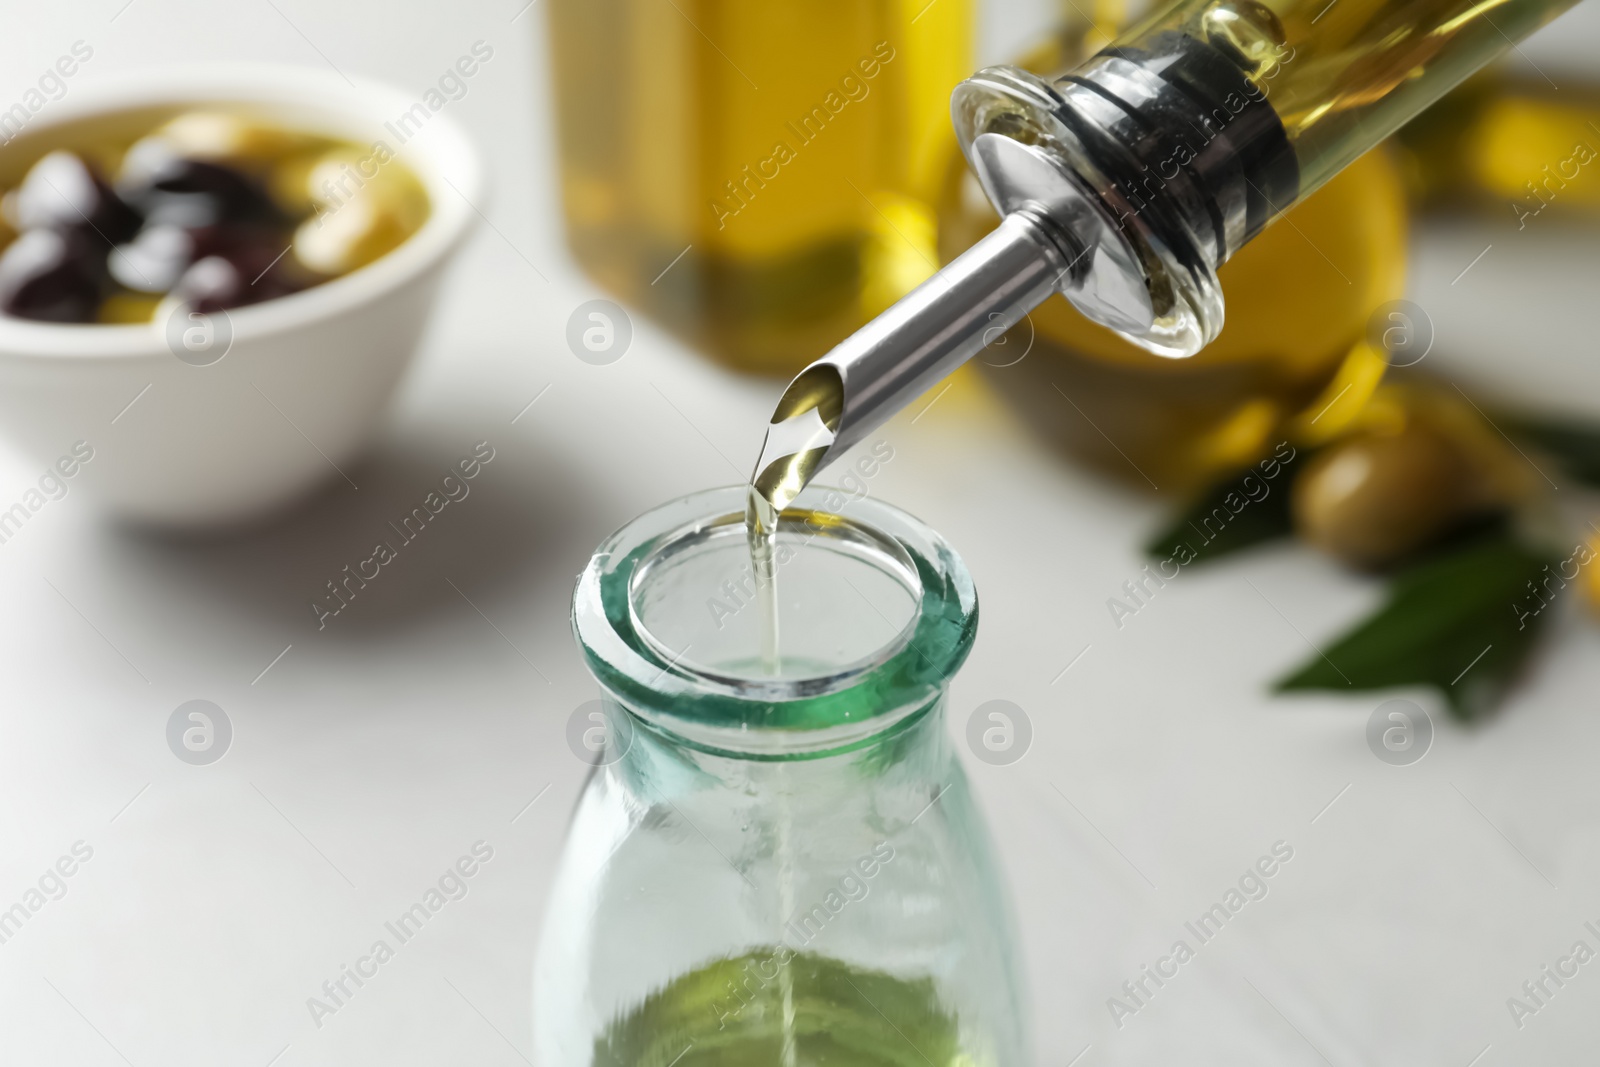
left=0, top=64, right=482, bottom=527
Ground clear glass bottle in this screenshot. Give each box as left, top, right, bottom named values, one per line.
left=546, top=0, right=973, bottom=375
left=535, top=486, right=1025, bottom=1065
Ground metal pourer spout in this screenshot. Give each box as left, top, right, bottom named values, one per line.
left=807, top=207, right=1077, bottom=466
left=748, top=188, right=1117, bottom=519
left=755, top=120, right=1165, bottom=497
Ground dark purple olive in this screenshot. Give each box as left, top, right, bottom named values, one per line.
left=111, top=222, right=299, bottom=296
left=8, top=151, right=142, bottom=244
left=118, top=138, right=282, bottom=227
left=168, top=256, right=246, bottom=313
left=169, top=241, right=305, bottom=313
left=190, top=226, right=296, bottom=270
left=0, top=229, right=103, bottom=322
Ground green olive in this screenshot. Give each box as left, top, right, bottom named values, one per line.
left=97, top=291, right=161, bottom=324
left=293, top=196, right=411, bottom=275
left=289, top=149, right=428, bottom=275
left=265, top=152, right=320, bottom=216
left=155, top=111, right=320, bottom=171
left=1292, top=420, right=1486, bottom=568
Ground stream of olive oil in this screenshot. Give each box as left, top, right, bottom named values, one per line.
left=745, top=366, right=846, bottom=674
left=742, top=367, right=847, bottom=1065
left=746, top=487, right=784, bottom=676
left=591, top=948, right=964, bottom=1066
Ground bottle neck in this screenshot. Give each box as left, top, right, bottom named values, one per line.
left=949, top=34, right=1301, bottom=358
left=948, top=0, right=1582, bottom=359
left=607, top=691, right=950, bottom=799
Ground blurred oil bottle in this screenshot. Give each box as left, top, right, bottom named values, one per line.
left=936, top=0, right=1407, bottom=492
left=547, top=0, right=973, bottom=375
left=1398, top=65, right=1600, bottom=221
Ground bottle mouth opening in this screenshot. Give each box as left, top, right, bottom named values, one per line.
left=629, top=508, right=921, bottom=689
left=573, top=486, right=978, bottom=757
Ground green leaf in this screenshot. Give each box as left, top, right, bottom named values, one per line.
left=1507, top=416, right=1600, bottom=488
left=1275, top=527, right=1559, bottom=721
left=1144, top=450, right=1305, bottom=565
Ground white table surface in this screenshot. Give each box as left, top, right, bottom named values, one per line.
left=2, top=2, right=1600, bottom=1065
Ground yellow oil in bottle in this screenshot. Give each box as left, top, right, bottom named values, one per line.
left=592, top=949, right=966, bottom=1067
left=1120, top=0, right=1582, bottom=204
left=936, top=15, right=1409, bottom=491
left=548, top=0, right=973, bottom=376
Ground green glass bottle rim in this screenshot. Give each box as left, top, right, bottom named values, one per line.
left=572, top=486, right=978, bottom=758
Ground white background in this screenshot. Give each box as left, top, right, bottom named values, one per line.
left=1, top=1, right=1600, bottom=1064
